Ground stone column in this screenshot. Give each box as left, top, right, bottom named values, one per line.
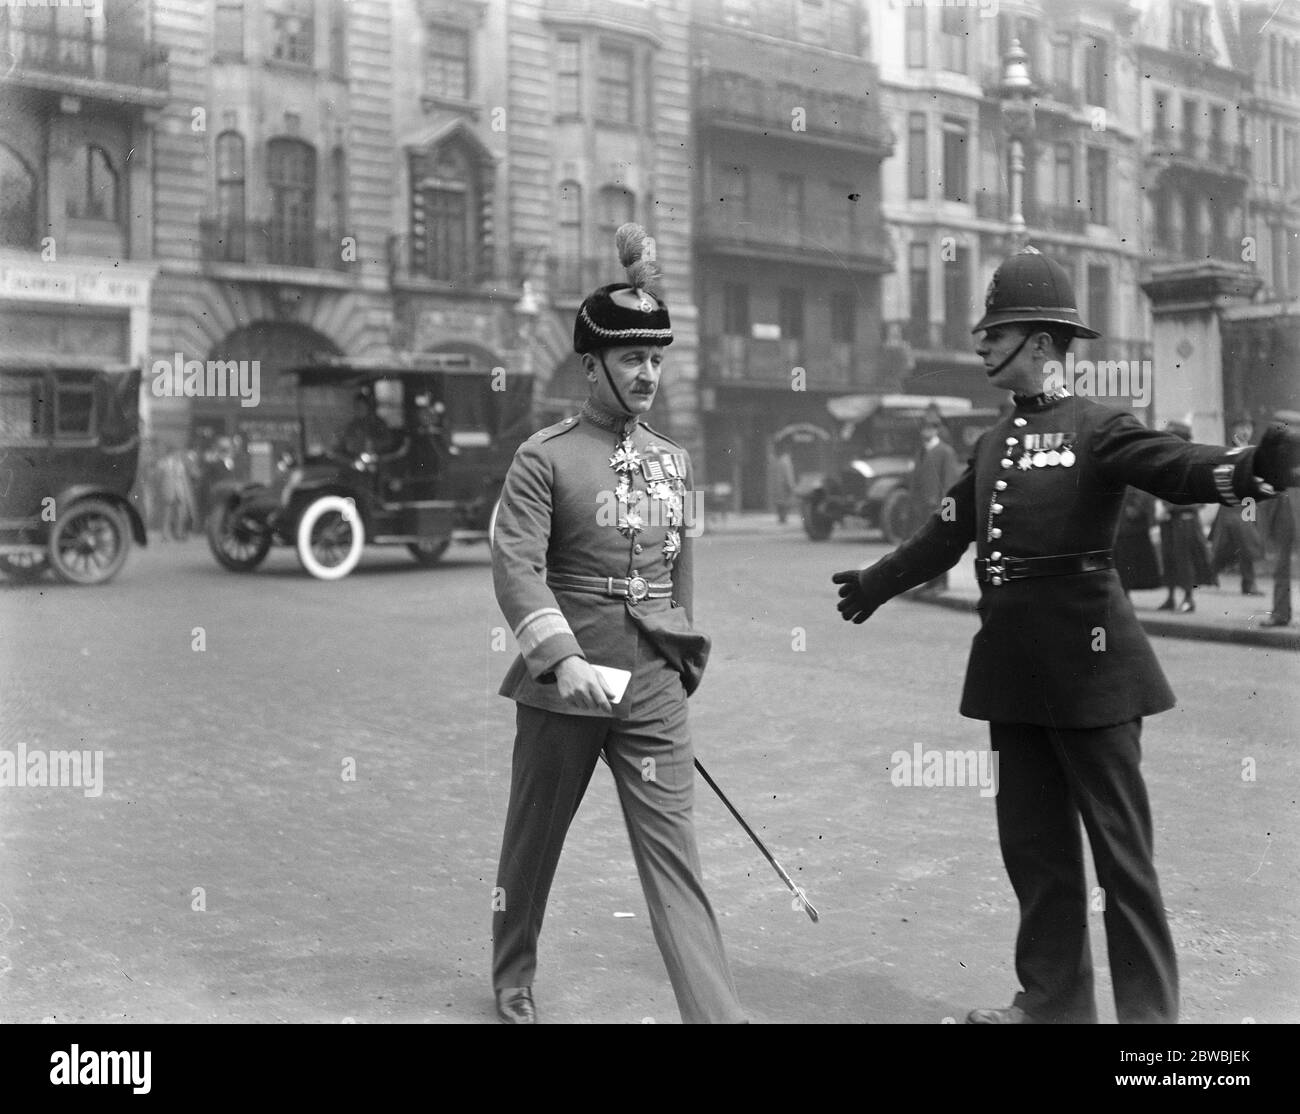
left=1138, top=262, right=1262, bottom=441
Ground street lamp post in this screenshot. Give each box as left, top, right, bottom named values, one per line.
left=1000, top=39, right=1036, bottom=252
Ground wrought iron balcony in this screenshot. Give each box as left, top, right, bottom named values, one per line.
left=386, top=232, right=495, bottom=288
left=697, top=201, right=892, bottom=271
left=702, top=334, right=860, bottom=389
left=200, top=219, right=352, bottom=273
left=1146, top=132, right=1251, bottom=176
left=0, top=23, right=168, bottom=105
left=695, top=71, right=893, bottom=152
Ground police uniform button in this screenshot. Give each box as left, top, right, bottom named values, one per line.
left=1000, top=458, right=1014, bottom=469
left=991, top=575, right=1003, bottom=586
left=991, top=527, right=1003, bottom=538
left=633, top=543, right=643, bottom=554
left=1014, top=418, right=1027, bottom=427
left=1006, top=437, right=1018, bottom=446
left=990, top=551, right=1002, bottom=561
left=991, top=503, right=1004, bottom=514
left=995, top=480, right=1007, bottom=491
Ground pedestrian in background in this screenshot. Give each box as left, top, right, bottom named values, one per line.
left=908, top=412, right=961, bottom=595
left=157, top=445, right=196, bottom=541
left=1262, top=482, right=1298, bottom=628
left=1114, top=486, right=1161, bottom=596
left=1209, top=415, right=1264, bottom=597
left=1157, top=421, right=1215, bottom=614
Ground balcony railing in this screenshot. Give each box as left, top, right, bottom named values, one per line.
left=547, top=254, right=607, bottom=301
left=703, top=334, right=860, bottom=389
left=697, top=201, right=892, bottom=269
left=696, top=71, right=893, bottom=151
left=1146, top=132, right=1251, bottom=174
left=974, top=192, right=1094, bottom=232
left=200, top=219, right=351, bottom=272
left=387, top=233, right=494, bottom=287
left=902, top=319, right=976, bottom=353
left=0, top=23, right=168, bottom=101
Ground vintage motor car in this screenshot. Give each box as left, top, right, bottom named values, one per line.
left=204, top=354, right=532, bottom=580
left=0, top=359, right=148, bottom=585
left=798, top=393, right=1001, bottom=543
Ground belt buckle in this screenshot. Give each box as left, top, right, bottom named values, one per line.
left=986, top=563, right=1005, bottom=587
left=625, top=575, right=650, bottom=603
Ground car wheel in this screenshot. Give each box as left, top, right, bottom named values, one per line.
left=880, top=489, right=913, bottom=545
left=206, top=501, right=272, bottom=572
left=48, top=498, right=131, bottom=585
left=296, top=495, right=365, bottom=580
left=801, top=497, right=833, bottom=541
left=0, top=552, right=50, bottom=584
left=407, top=539, right=450, bottom=567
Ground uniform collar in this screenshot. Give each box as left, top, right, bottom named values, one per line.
left=1012, top=388, right=1071, bottom=414
left=580, top=398, right=638, bottom=437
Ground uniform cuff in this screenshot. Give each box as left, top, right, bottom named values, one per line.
left=515, top=608, right=584, bottom=679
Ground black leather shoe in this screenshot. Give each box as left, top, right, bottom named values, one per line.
left=495, top=986, right=536, bottom=1024
left=966, top=1005, right=1037, bottom=1024
left=1261, top=615, right=1292, bottom=628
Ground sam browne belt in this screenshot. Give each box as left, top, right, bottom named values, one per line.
left=547, top=572, right=673, bottom=602
left=975, top=548, right=1114, bottom=587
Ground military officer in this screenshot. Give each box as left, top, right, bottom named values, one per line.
left=833, top=246, right=1298, bottom=1024
left=488, top=224, right=746, bottom=1025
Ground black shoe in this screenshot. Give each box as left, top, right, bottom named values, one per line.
left=495, top=986, right=536, bottom=1024
left=1178, top=599, right=1195, bottom=613
left=966, top=1005, right=1037, bottom=1024
left=1156, top=598, right=1176, bottom=611
left=1261, top=615, right=1292, bottom=628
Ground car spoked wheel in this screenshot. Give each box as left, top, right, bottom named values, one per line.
left=407, top=539, right=450, bottom=567
left=48, top=498, right=131, bottom=585
left=296, top=495, right=365, bottom=580
left=206, top=502, right=272, bottom=572
left=0, top=552, right=50, bottom=584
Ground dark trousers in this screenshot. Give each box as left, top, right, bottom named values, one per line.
left=1270, top=494, right=1295, bottom=623
left=491, top=699, right=745, bottom=1023
left=990, top=719, right=1179, bottom=1024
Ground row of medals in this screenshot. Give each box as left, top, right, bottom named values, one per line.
left=1005, top=432, right=1076, bottom=471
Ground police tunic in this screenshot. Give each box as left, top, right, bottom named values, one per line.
left=857, top=393, right=1266, bottom=729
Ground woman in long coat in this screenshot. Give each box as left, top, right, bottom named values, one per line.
left=1157, top=422, right=1216, bottom=612
left=1114, top=486, right=1162, bottom=595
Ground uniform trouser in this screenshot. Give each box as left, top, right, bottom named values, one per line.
left=990, top=719, right=1179, bottom=1024
left=491, top=697, right=746, bottom=1024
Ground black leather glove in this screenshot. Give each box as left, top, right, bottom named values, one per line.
left=1253, top=423, right=1300, bottom=491
left=832, top=568, right=876, bottom=624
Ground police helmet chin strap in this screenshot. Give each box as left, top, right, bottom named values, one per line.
left=986, top=328, right=1035, bottom=379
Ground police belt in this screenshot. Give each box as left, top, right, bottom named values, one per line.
left=547, top=573, right=674, bottom=602
left=975, top=549, right=1114, bottom=587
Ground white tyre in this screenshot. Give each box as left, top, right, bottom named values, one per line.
left=295, top=495, right=365, bottom=580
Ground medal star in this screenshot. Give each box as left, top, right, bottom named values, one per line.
left=610, top=444, right=643, bottom=473
left=663, top=529, right=681, bottom=562
left=1018, top=455, right=1033, bottom=470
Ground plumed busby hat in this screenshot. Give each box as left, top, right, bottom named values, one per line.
left=574, top=223, right=674, bottom=354
left=971, top=245, right=1101, bottom=339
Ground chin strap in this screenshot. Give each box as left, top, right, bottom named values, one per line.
left=597, top=352, right=636, bottom=420
left=986, top=329, right=1035, bottom=380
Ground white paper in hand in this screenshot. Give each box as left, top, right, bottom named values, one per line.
left=590, top=664, right=631, bottom=704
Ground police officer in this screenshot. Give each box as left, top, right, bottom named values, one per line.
left=833, top=246, right=1298, bottom=1024
left=488, top=224, right=746, bottom=1025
